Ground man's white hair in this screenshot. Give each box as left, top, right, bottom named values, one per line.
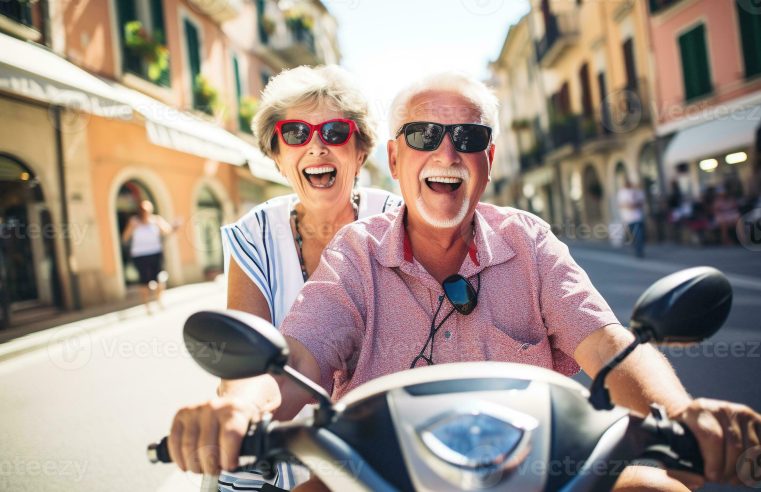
left=388, top=71, right=500, bottom=139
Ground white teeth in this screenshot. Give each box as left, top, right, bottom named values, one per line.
left=304, top=166, right=335, bottom=174
left=426, top=177, right=463, bottom=184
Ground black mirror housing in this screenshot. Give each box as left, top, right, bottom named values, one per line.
left=183, top=310, right=289, bottom=379
left=630, top=267, right=732, bottom=344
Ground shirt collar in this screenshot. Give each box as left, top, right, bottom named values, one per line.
left=376, top=204, right=516, bottom=276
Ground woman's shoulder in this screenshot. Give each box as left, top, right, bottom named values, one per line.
left=223, top=193, right=295, bottom=238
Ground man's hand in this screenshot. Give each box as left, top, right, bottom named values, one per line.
left=670, top=398, right=761, bottom=484
left=168, top=395, right=268, bottom=475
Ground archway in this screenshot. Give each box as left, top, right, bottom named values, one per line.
left=582, top=164, right=604, bottom=225
left=0, top=154, right=62, bottom=328
left=193, top=185, right=224, bottom=279
left=116, top=180, right=157, bottom=286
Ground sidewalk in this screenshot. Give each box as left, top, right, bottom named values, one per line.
left=564, top=238, right=761, bottom=281
left=0, top=278, right=225, bottom=362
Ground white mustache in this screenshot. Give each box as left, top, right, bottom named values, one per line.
left=419, top=167, right=470, bottom=182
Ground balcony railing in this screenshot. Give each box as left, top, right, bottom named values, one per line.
left=549, top=115, right=582, bottom=150
left=535, top=11, right=580, bottom=67
left=188, top=0, right=243, bottom=23
left=519, top=143, right=547, bottom=172
left=648, top=0, right=683, bottom=15
left=599, top=78, right=652, bottom=135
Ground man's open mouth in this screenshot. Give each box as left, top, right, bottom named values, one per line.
left=424, top=176, right=463, bottom=193
left=303, top=166, right=337, bottom=188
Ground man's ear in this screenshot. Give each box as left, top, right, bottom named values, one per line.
left=387, top=140, right=399, bottom=179
left=487, top=143, right=496, bottom=179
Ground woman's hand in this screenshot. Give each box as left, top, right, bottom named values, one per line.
left=168, top=394, right=269, bottom=474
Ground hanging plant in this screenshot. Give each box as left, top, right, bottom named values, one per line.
left=261, top=16, right=276, bottom=36
left=238, top=96, right=259, bottom=132
left=284, top=9, right=314, bottom=31
left=193, top=74, right=220, bottom=116
left=124, top=20, right=170, bottom=83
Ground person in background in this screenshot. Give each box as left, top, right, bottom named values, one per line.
left=712, top=187, right=740, bottom=246
left=617, top=176, right=646, bottom=258
left=121, top=200, right=178, bottom=313
left=216, top=65, right=401, bottom=490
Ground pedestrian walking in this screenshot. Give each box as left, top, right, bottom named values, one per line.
left=121, top=200, right=179, bottom=313
left=617, top=176, right=646, bottom=258
left=712, top=187, right=740, bottom=246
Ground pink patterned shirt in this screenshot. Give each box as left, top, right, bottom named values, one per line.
left=281, top=203, right=620, bottom=400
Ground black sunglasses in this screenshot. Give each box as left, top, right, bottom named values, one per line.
left=395, top=122, right=492, bottom=153
left=410, top=273, right=481, bottom=369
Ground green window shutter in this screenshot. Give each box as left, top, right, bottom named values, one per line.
left=679, top=24, right=712, bottom=101
left=184, top=19, right=202, bottom=109
left=737, top=0, right=761, bottom=78
left=150, top=0, right=170, bottom=86
left=117, top=0, right=141, bottom=74
left=233, top=57, right=243, bottom=100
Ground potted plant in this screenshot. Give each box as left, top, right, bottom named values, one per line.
left=193, top=74, right=219, bottom=116
left=238, top=96, right=259, bottom=133
left=124, top=20, right=169, bottom=83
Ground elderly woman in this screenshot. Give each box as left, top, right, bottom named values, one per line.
left=170, top=65, right=400, bottom=490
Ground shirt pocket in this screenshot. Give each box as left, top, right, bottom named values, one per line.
left=483, top=323, right=553, bottom=367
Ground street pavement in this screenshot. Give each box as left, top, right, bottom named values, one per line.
left=0, top=242, right=759, bottom=491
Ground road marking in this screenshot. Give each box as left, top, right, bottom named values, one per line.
left=571, top=249, right=761, bottom=292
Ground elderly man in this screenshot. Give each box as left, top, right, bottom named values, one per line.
left=170, top=73, right=760, bottom=491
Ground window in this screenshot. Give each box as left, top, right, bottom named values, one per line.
left=117, top=0, right=170, bottom=86
left=678, top=24, right=712, bottom=101
left=622, top=38, right=637, bottom=89
left=256, top=0, right=269, bottom=44
left=649, top=0, right=682, bottom=15
left=232, top=56, right=248, bottom=131
left=184, top=18, right=204, bottom=112
left=737, top=0, right=761, bottom=78
left=0, top=0, right=46, bottom=41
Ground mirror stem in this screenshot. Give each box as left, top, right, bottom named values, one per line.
left=589, top=328, right=653, bottom=410
left=280, top=365, right=335, bottom=425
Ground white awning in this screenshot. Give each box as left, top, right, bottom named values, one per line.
left=110, top=84, right=287, bottom=185
left=664, top=105, right=761, bottom=165
left=0, top=33, right=132, bottom=118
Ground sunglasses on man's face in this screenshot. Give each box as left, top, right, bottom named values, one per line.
left=395, top=121, right=492, bottom=153
left=275, top=119, right=358, bottom=147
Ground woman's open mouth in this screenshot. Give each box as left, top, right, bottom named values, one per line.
left=303, top=166, right=337, bottom=188
left=424, top=176, right=463, bottom=193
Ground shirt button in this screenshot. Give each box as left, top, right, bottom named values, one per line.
left=444, top=331, right=451, bottom=339
left=520, top=343, right=531, bottom=351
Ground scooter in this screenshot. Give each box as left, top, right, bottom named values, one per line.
left=148, top=266, right=732, bottom=491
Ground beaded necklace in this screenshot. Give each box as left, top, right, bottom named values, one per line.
left=290, top=191, right=360, bottom=282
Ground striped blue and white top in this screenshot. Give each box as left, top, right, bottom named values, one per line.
left=218, top=188, right=400, bottom=490
left=221, top=187, right=402, bottom=327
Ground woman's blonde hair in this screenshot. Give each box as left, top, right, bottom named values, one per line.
left=252, top=65, right=377, bottom=163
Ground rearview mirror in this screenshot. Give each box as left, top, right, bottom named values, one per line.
left=183, top=310, right=288, bottom=379
left=630, top=266, right=732, bottom=344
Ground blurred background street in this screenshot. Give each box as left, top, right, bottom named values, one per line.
left=1, top=0, right=761, bottom=490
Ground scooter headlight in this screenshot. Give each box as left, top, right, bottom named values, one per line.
left=416, top=403, right=537, bottom=489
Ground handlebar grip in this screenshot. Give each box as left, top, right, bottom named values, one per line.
left=667, top=421, right=704, bottom=476
left=147, top=437, right=172, bottom=464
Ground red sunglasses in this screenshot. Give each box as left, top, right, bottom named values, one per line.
left=274, top=118, right=359, bottom=147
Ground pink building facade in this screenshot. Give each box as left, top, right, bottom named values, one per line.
left=648, top=0, right=761, bottom=201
